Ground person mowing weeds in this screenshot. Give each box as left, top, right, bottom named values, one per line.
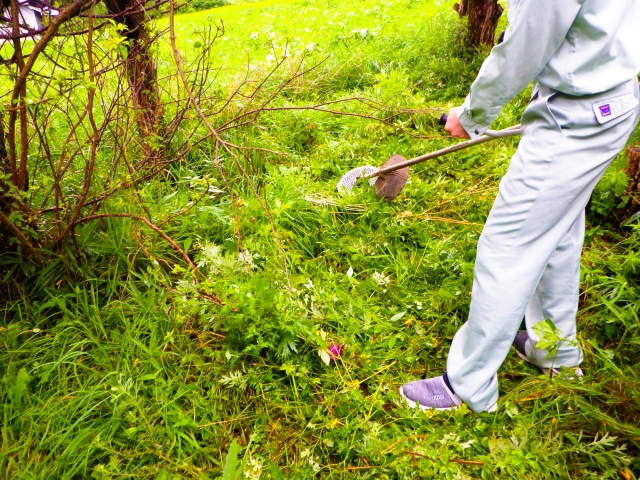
left=400, top=0, right=640, bottom=413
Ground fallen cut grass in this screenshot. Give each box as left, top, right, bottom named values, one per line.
left=2, top=0, right=640, bottom=478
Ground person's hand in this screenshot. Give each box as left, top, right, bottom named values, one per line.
left=445, top=107, right=471, bottom=139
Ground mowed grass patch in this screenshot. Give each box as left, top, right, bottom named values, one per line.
left=159, top=0, right=440, bottom=67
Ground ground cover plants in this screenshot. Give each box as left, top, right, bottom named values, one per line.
left=1, top=0, right=640, bottom=478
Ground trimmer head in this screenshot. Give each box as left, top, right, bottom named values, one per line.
left=336, top=154, right=409, bottom=202
left=336, top=121, right=521, bottom=203
left=336, top=165, right=378, bottom=192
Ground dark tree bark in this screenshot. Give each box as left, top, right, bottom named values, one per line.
left=103, top=0, right=161, bottom=136
left=455, top=0, right=503, bottom=49
left=0, top=117, right=12, bottom=213
left=622, top=144, right=640, bottom=220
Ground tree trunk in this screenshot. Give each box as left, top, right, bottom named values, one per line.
left=103, top=0, right=161, bottom=136
left=622, top=144, right=640, bottom=220
left=455, top=0, right=503, bottom=49
left=0, top=117, right=12, bottom=215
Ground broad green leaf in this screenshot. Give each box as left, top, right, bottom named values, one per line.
left=270, top=464, right=285, bottom=480
left=154, top=470, right=170, bottom=480
left=532, top=319, right=562, bottom=352
left=222, top=440, right=240, bottom=480
left=12, top=368, right=30, bottom=413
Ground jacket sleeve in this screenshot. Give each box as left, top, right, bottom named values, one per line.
left=457, top=0, right=584, bottom=139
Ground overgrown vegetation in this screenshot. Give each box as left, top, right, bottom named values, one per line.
left=1, top=0, right=640, bottom=478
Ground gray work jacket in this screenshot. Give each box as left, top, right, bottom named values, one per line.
left=458, top=0, right=640, bottom=139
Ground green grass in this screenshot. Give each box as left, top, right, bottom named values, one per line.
left=160, top=0, right=440, bottom=58
left=2, top=0, right=640, bottom=478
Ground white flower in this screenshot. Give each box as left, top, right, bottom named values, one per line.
left=371, top=271, right=390, bottom=286
left=244, top=454, right=263, bottom=480
left=238, top=249, right=257, bottom=269
left=350, top=28, right=368, bottom=38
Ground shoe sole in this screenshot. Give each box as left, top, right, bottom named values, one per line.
left=399, top=386, right=497, bottom=413
left=515, top=350, right=583, bottom=378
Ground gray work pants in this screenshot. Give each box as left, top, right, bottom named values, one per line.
left=447, top=79, right=640, bottom=413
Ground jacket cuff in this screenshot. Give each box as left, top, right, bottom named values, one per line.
left=457, top=95, right=489, bottom=140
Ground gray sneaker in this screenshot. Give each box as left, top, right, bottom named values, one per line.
left=400, top=376, right=462, bottom=411
left=513, top=331, right=583, bottom=378
left=399, top=376, right=498, bottom=412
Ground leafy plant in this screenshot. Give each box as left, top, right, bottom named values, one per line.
left=532, top=318, right=579, bottom=363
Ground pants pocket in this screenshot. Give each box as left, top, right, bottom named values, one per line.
left=592, top=93, right=640, bottom=124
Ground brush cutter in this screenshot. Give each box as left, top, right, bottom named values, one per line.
left=337, top=114, right=522, bottom=202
